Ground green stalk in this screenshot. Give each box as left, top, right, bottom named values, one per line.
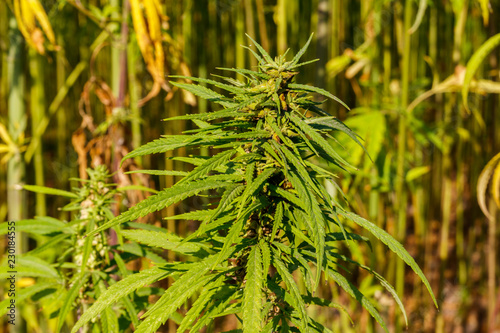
left=236, top=2, right=245, bottom=81
left=110, top=0, right=121, bottom=96
left=128, top=42, right=141, bottom=152
left=244, top=0, right=257, bottom=68
left=255, top=0, right=269, bottom=51
left=29, top=49, right=47, bottom=216
left=7, top=14, right=27, bottom=333
left=395, top=2, right=412, bottom=330
left=438, top=5, right=468, bottom=329
left=276, top=0, right=287, bottom=54
left=56, top=34, right=67, bottom=174
left=315, top=0, right=328, bottom=88
left=487, top=200, right=497, bottom=328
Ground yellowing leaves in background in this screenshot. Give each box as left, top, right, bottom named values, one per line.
left=130, top=0, right=170, bottom=106
left=13, top=0, right=58, bottom=54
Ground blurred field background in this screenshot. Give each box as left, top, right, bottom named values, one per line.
left=1, top=0, right=500, bottom=332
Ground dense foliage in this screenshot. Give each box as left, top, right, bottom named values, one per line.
left=0, top=166, right=166, bottom=332
left=70, top=36, right=436, bottom=333
left=2, top=1, right=500, bottom=332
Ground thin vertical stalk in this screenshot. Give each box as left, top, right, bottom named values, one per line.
left=56, top=35, right=67, bottom=171
left=276, top=0, right=287, bottom=54
left=236, top=3, right=245, bottom=81
left=111, top=0, right=121, bottom=96
left=29, top=49, right=47, bottom=216
left=382, top=4, right=391, bottom=96
left=315, top=0, right=328, bottom=88
left=7, top=15, right=27, bottom=333
left=255, top=0, right=269, bottom=51
left=244, top=0, right=257, bottom=68
left=128, top=37, right=141, bottom=151
left=488, top=199, right=497, bottom=328
left=395, top=1, right=412, bottom=331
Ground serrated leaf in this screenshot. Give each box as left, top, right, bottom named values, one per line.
left=325, top=232, right=371, bottom=250
left=125, top=169, right=188, bottom=176
left=164, top=209, right=214, bottom=221
left=177, top=275, right=225, bottom=333
left=122, top=136, right=198, bottom=162
left=341, top=211, right=438, bottom=308
left=289, top=113, right=354, bottom=169
left=288, top=83, right=349, bottom=110
left=23, top=184, right=78, bottom=198
left=71, top=267, right=171, bottom=333
left=102, top=307, right=119, bottom=333
left=272, top=253, right=309, bottom=332
left=210, top=184, right=245, bottom=221
left=212, top=216, right=244, bottom=269
left=117, top=185, right=158, bottom=193
left=238, top=168, right=276, bottom=217
left=302, top=295, right=351, bottom=322
left=217, top=67, right=270, bottom=80
left=57, top=273, right=89, bottom=333
left=305, top=116, right=368, bottom=157
left=327, top=268, right=388, bottom=332
left=170, top=81, right=236, bottom=108
left=190, top=286, right=239, bottom=332
left=136, top=259, right=218, bottom=333
left=277, top=144, right=323, bottom=197
left=286, top=170, right=325, bottom=290
left=121, top=229, right=208, bottom=256
left=243, top=245, right=264, bottom=333
left=288, top=58, right=319, bottom=70
left=260, top=241, right=272, bottom=285
left=290, top=33, right=314, bottom=66
left=268, top=185, right=303, bottom=208
left=245, top=34, right=276, bottom=66
left=323, top=249, right=406, bottom=326
left=180, top=149, right=236, bottom=184
left=88, top=177, right=232, bottom=236
left=170, top=75, right=246, bottom=94
left=271, top=202, right=284, bottom=242
left=26, top=233, right=71, bottom=255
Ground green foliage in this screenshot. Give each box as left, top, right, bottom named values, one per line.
left=0, top=166, right=170, bottom=332
left=462, top=32, right=500, bottom=126
left=74, top=37, right=435, bottom=332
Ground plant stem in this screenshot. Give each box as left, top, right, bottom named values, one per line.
left=128, top=31, right=141, bottom=151
left=29, top=49, right=47, bottom=216
left=255, top=0, right=269, bottom=51
left=395, top=1, right=412, bottom=330
left=276, top=0, right=287, bottom=54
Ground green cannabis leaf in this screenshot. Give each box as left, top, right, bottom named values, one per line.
left=77, top=34, right=436, bottom=332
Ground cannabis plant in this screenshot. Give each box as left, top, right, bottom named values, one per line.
left=74, top=35, right=436, bottom=332
left=0, top=166, right=163, bottom=332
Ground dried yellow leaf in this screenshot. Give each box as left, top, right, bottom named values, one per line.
left=130, top=0, right=170, bottom=106
left=13, top=0, right=58, bottom=54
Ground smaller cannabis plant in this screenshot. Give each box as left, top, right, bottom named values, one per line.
left=0, top=166, right=165, bottom=332
left=74, top=35, right=436, bottom=332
